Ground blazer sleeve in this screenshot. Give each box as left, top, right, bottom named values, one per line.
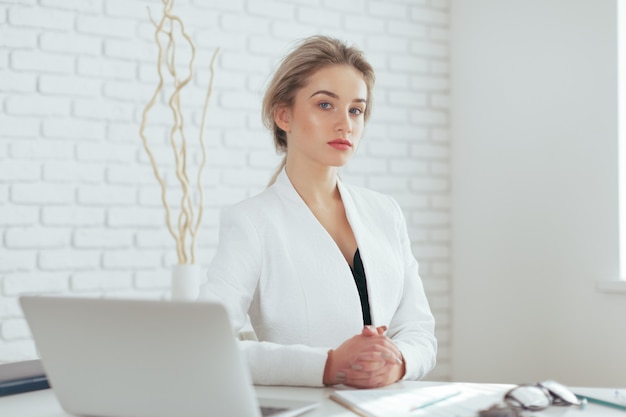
left=198, top=206, right=329, bottom=387
left=386, top=197, right=438, bottom=380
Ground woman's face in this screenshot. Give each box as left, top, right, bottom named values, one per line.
left=276, top=65, right=368, bottom=169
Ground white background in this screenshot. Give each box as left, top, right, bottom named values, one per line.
left=451, top=0, right=623, bottom=387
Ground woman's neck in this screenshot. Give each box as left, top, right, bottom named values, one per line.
left=285, top=162, right=340, bottom=207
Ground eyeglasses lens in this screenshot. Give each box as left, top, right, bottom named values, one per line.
left=539, top=380, right=582, bottom=406
left=505, top=386, right=551, bottom=410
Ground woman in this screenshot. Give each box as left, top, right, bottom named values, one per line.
left=199, top=35, right=436, bottom=388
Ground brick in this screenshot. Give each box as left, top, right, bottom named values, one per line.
left=0, top=26, right=38, bottom=48
left=321, top=0, right=365, bottom=13
left=219, top=13, right=269, bottom=34
left=72, top=99, right=135, bottom=121
left=71, top=270, right=133, bottom=291
left=104, top=0, right=149, bottom=19
left=411, top=75, right=450, bottom=92
left=39, top=32, right=102, bottom=55
left=389, top=159, right=429, bottom=175
left=39, top=0, right=101, bottom=13
left=389, top=124, right=428, bottom=141
left=76, top=15, right=136, bottom=38
left=388, top=90, right=428, bottom=106
left=386, top=20, right=428, bottom=38
left=430, top=93, right=449, bottom=109
left=220, top=53, right=270, bottom=73
left=389, top=55, right=428, bottom=73
left=42, top=206, right=105, bottom=226
left=429, top=26, right=449, bottom=42
left=2, top=318, right=30, bottom=339
left=195, top=107, right=247, bottom=128
left=375, top=71, right=410, bottom=89
left=0, top=184, right=8, bottom=203
left=6, top=95, right=70, bottom=117
left=429, top=60, right=449, bottom=76
left=138, top=185, right=183, bottom=208
left=103, top=80, right=155, bottom=102
left=411, top=7, right=448, bottom=26
left=410, top=40, right=448, bottom=58
left=431, top=128, right=449, bottom=142
left=104, top=39, right=155, bottom=62
left=430, top=228, right=451, bottom=243
left=411, top=143, right=449, bottom=159
left=135, top=268, right=170, bottom=289
left=410, top=109, right=447, bottom=125
left=77, top=184, right=136, bottom=205
left=430, top=161, right=450, bottom=177
left=365, top=141, right=409, bottom=158
left=344, top=15, right=385, bottom=33
left=248, top=36, right=292, bottom=56
left=107, top=207, right=165, bottom=227
left=0, top=49, right=8, bottom=69
left=0, top=340, right=39, bottom=362
left=77, top=57, right=136, bottom=80
left=219, top=91, right=261, bottom=111
left=0, top=160, right=40, bottom=181
left=370, top=106, right=408, bottom=123
left=345, top=156, right=387, bottom=174
left=135, top=229, right=175, bottom=248
left=43, top=118, right=106, bottom=140
left=8, top=6, right=74, bottom=30
left=247, top=0, right=294, bottom=19
left=409, top=177, right=448, bottom=192
left=366, top=35, right=410, bottom=53
left=0, top=250, right=37, bottom=272
left=270, top=20, right=317, bottom=40
left=74, top=228, right=133, bottom=248
left=0, top=205, right=38, bottom=226
left=0, top=296, right=22, bottom=319
left=0, top=116, right=39, bottom=137
left=3, top=272, right=70, bottom=296
left=38, top=75, right=102, bottom=97
left=11, top=183, right=75, bottom=204
left=0, top=72, right=37, bottom=92
left=368, top=175, right=410, bottom=192
left=189, top=0, right=244, bottom=12
left=296, top=6, right=341, bottom=27
left=5, top=227, right=71, bottom=248
left=107, top=164, right=155, bottom=184
left=102, top=249, right=162, bottom=269
left=368, top=1, right=407, bottom=18
left=75, top=143, right=136, bottom=163
left=388, top=192, right=428, bottom=209
left=43, top=161, right=104, bottom=183
left=10, top=50, right=74, bottom=73
left=10, top=139, right=74, bottom=159
left=38, top=249, right=101, bottom=270
left=411, top=211, right=450, bottom=226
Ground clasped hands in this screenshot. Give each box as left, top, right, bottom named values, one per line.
left=323, top=325, right=405, bottom=388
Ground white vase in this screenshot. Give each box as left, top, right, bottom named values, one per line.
left=171, top=264, right=202, bottom=301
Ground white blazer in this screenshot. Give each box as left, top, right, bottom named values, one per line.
left=199, top=169, right=437, bottom=387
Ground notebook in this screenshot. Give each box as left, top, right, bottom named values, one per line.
left=19, top=295, right=318, bottom=417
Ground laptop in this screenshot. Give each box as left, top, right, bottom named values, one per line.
left=19, top=295, right=318, bottom=417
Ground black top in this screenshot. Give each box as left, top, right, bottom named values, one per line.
left=350, top=248, right=372, bottom=326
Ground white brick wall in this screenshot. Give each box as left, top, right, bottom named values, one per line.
left=0, top=0, right=451, bottom=380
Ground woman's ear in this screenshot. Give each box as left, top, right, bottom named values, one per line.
left=274, top=105, right=291, bottom=133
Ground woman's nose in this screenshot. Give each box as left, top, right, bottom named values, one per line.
left=335, top=111, right=352, bottom=133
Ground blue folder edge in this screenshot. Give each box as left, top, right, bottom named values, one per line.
left=0, top=359, right=50, bottom=396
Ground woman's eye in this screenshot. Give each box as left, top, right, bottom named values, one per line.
left=319, top=102, right=332, bottom=110
left=350, top=107, right=363, bottom=115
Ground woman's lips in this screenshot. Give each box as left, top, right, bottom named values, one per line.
left=328, top=139, right=352, bottom=151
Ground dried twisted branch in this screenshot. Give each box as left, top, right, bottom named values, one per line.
left=139, top=0, right=220, bottom=264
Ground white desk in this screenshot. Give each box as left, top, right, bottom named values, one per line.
left=0, top=381, right=623, bottom=417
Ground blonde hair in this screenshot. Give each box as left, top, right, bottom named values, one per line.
left=262, top=35, right=375, bottom=186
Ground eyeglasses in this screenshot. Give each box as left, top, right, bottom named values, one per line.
left=479, top=380, right=586, bottom=417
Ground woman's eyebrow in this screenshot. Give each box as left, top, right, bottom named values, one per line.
left=309, top=90, right=367, bottom=104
